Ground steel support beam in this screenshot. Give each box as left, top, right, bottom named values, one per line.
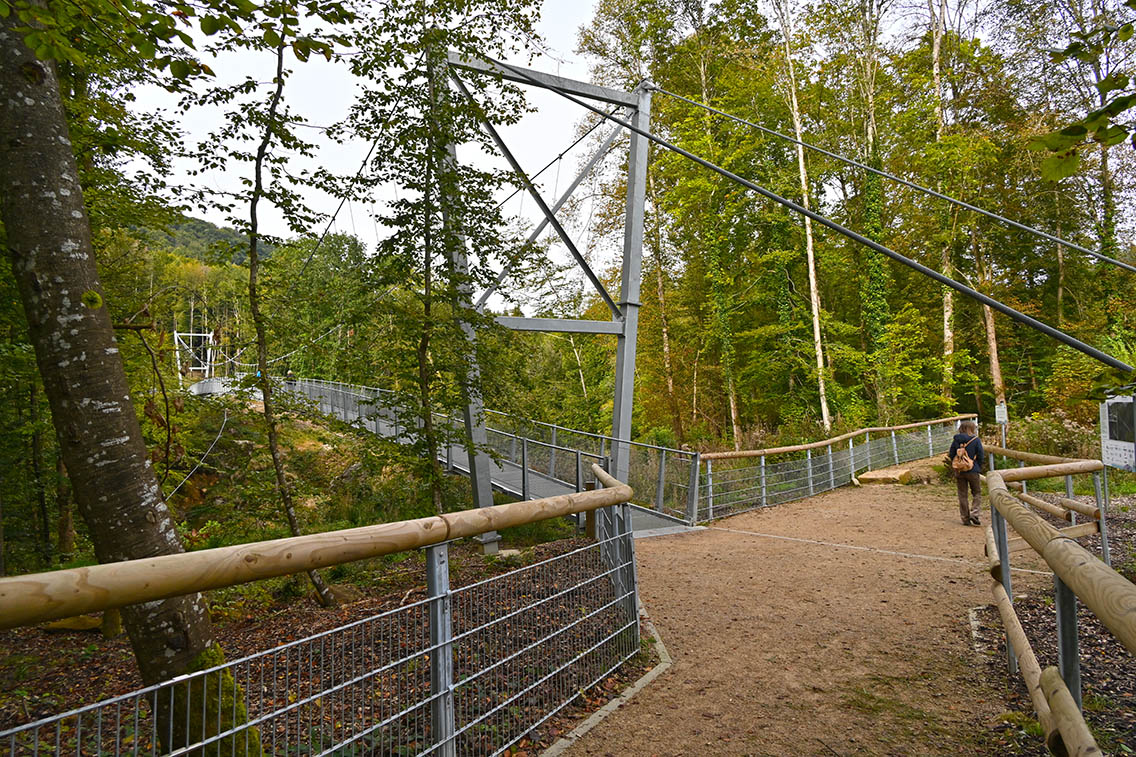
left=451, top=71, right=620, bottom=319
left=495, top=316, right=622, bottom=334
left=609, top=86, right=651, bottom=483
left=477, top=124, right=624, bottom=310
left=447, top=52, right=638, bottom=107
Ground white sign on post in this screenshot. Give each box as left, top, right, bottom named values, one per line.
left=995, top=402, right=1008, bottom=424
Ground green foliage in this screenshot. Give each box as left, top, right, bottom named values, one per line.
left=1026, top=0, right=1136, bottom=179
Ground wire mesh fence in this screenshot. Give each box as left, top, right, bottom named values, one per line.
left=697, top=421, right=958, bottom=521
left=1, top=530, right=639, bottom=757
left=279, top=378, right=697, bottom=521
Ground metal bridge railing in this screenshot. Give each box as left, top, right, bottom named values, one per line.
left=694, top=416, right=973, bottom=521
left=279, top=377, right=699, bottom=523
left=982, top=448, right=1131, bottom=757
left=0, top=465, right=638, bottom=757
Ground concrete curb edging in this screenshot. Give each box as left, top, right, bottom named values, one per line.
left=542, top=606, right=672, bottom=756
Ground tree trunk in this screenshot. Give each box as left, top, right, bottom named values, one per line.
left=0, top=487, right=5, bottom=577
left=1056, top=206, right=1065, bottom=327
left=29, top=382, right=51, bottom=564
left=975, top=234, right=1006, bottom=407
left=774, top=0, right=831, bottom=431
left=930, top=0, right=955, bottom=404
left=0, top=15, right=258, bottom=752
left=647, top=172, right=684, bottom=440
left=982, top=303, right=1006, bottom=406
left=56, top=454, right=75, bottom=559
left=696, top=53, right=742, bottom=449
left=246, top=35, right=334, bottom=607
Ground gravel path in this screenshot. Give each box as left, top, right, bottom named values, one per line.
left=568, top=482, right=1053, bottom=756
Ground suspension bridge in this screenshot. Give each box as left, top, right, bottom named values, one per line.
left=2, top=52, right=1136, bottom=757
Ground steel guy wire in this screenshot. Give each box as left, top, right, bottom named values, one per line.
left=287, top=50, right=428, bottom=296
left=651, top=85, right=1136, bottom=274
left=481, top=55, right=1133, bottom=373
left=166, top=408, right=229, bottom=498
left=493, top=102, right=626, bottom=211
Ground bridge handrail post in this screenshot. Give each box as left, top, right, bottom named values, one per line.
left=827, top=444, right=834, bottom=490
left=865, top=432, right=872, bottom=470
left=806, top=449, right=813, bottom=496
left=575, top=450, right=583, bottom=493
left=761, top=454, right=766, bottom=507
left=706, top=459, right=714, bottom=520
left=848, top=438, right=855, bottom=480
left=685, top=452, right=700, bottom=524
left=550, top=427, right=558, bottom=479
left=1093, top=472, right=1110, bottom=566
left=426, top=543, right=456, bottom=757
left=655, top=449, right=666, bottom=512
left=891, top=430, right=899, bottom=465
left=926, top=425, right=933, bottom=457
left=521, top=438, right=529, bottom=501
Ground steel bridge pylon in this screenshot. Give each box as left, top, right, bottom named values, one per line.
left=447, top=54, right=651, bottom=545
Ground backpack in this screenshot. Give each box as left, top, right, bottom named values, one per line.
left=952, top=436, right=977, bottom=472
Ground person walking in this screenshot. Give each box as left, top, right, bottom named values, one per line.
left=949, top=420, right=984, bottom=526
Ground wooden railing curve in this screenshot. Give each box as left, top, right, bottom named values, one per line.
left=0, top=465, right=631, bottom=631
left=702, top=414, right=978, bottom=460
left=983, top=448, right=1136, bottom=757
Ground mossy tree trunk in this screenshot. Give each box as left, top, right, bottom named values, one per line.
left=0, top=10, right=262, bottom=754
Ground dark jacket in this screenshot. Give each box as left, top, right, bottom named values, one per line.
left=948, top=433, right=984, bottom=475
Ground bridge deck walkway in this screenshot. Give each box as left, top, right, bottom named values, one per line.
left=566, top=481, right=1052, bottom=755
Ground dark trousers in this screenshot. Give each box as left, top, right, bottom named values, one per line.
left=956, top=472, right=981, bottom=523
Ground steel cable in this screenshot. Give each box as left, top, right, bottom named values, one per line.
left=476, top=56, right=1132, bottom=373
left=651, top=85, right=1136, bottom=274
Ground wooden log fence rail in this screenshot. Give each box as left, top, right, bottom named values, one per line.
left=693, top=414, right=974, bottom=521
left=981, top=447, right=1136, bottom=757
left=1, top=467, right=641, bottom=757
left=0, top=464, right=632, bottom=631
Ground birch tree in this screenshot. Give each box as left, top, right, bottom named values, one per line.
left=770, top=0, right=833, bottom=431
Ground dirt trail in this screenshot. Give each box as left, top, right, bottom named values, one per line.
left=569, top=481, right=1052, bottom=756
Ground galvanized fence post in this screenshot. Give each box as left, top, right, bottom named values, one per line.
left=926, top=425, right=933, bottom=457
left=706, top=459, right=714, bottom=520
left=426, top=544, right=456, bottom=757
left=1093, top=472, right=1111, bottom=566
left=891, top=430, right=899, bottom=465
left=760, top=455, right=766, bottom=507
left=865, top=432, right=872, bottom=470
left=806, top=449, right=814, bottom=496
left=1054, top=575, right=1082, bottom=711
left=655, top=449, right=667, bottom=512
left=686, top=452, right=701, bottom=524
left=1065, top=474, right=1076, bottom=525
left=550, top=427, right=558, bottom=479
left=848, top=438, right=855, bottom=481
left=992, top=506, right=1017, bottom=676
left=521, top=438, right=529, bottom=501
left=1018, top=459, right=1026, bottom=494
left=575, top=450, right=583, bottom=493
left=827, top=444, right=835, bottom=490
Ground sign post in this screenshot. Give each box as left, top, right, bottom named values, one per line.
left=995, top=402, right=1008, bottom=447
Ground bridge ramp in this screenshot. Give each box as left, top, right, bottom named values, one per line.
left=566, top=482, right=1051, bottom=755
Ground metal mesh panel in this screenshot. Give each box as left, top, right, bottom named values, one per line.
left=1, top=536, right=638, bottom=757
left=697, top=420, right=961, bottom=521
left=2, top=598, right=435, bottom=756
left=280, top=379, right=696, bottom=516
